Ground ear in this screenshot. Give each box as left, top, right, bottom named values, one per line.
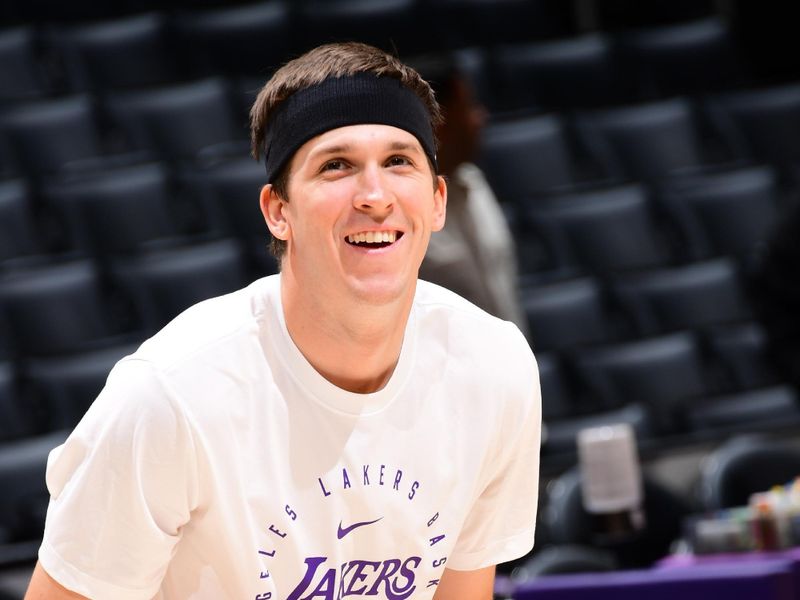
left=431, top=175, right=447, bottom=232
left=260, top=184, right=290, bottom=241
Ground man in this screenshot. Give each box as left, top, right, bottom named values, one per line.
left=26, top=42, right=541, bottom=600
left=417, top=58, right=528, bottom=335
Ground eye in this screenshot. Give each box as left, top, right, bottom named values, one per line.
left=321, top=159, right=347, bottom=172
left=386, top=155, right=413, bottom=167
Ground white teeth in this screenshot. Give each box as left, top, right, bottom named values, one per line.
left=347, top=231, right=398, bottom=244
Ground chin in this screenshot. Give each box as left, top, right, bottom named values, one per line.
left=346, top=274, right=416, bottom=306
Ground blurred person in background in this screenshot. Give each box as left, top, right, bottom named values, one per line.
left=417, top=57, right=529, bottom=335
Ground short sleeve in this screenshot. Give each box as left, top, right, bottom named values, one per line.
left=448, top=344, right=542, bottom=571
left=38, top=358, right=199, bottom=600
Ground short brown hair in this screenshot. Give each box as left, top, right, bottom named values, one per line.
left=249, top=42, right=443, bottom=259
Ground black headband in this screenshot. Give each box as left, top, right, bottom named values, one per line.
left=263, top=73, right=437, bottom=182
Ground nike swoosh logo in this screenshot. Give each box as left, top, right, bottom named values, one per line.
left=337, top=516, right=384, bottom=539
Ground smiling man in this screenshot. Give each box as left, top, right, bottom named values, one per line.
left=26, top=43, right=541, bottom=600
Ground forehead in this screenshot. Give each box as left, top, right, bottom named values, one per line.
left=292, top=124, right=424, bottom=166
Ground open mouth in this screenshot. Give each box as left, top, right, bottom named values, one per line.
left=345, top=231, right=403, bottom=249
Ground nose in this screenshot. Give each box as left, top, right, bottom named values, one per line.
left=353, top=164, right=393, bottom=216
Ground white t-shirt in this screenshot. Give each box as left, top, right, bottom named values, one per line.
left=39, top=275, right=541, bottom=600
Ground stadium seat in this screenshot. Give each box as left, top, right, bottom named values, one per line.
left=41, top=162, right=181, bottom=258
left=707, top=82, right=800, bottom=176
left=23, top=341, right=139, bottom=431
left=659, top=165, right=780, bottom=261
left=698, top=435, right=800, bottom=510
left=46, top=13, right=178, bottom=93
left=521, top=277, right=617, bottom=352
left=523, top=184, right=675, bottom=273
left=704, top=322, right=781, bottom=391
left=0, top=95, right=103, bottom=178
left=591, top=0, right=717, bottom=30
left=0, top=430, right=69, bottom=559
left=0, top=362, right=34, bottom=442
left=512, top=545, right=618, bottom=579
left=543, top=467, right=693, bottom=568
left=110, top=238, right=249, bottom=333
left=573, top=331, right=709, bottom=433
left=610, top=258, right=752, bottom=336
left=477, top=114, right=576, bottom=205
left=616, top=17, right=747, bottom=98
left=0, top=259, right=120, bottom=357
left=576, top=98, right=705, bottom=182
left=0, top=27, right=49, bottom=103
left=297, top=0, right=424, bottom=56
left=428, top=0, right=576, bottom=51
left=687, top=385, right=800, bottom=435
left=0, top=179, right=40, bottom=262
left=104, top=78, right=245, bottom=164
left=182, top=157, right=278, bottom=277
left=537, top=352, right=574, bottom=422
left=492, top=34, right=633, bottom=112
left=173, top=1, right=292, bottom=79
left=542, top=403, right=653, bottom=456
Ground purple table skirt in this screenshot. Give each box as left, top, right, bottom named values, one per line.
left=513, top=560, right=797, bottom=600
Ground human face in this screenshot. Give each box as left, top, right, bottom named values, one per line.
left=262, top=124, right=446, bottom=306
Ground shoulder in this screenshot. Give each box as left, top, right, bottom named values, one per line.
left=414, top=280, right=537, bottom=383
left=131, top=276, right=276, bottom=372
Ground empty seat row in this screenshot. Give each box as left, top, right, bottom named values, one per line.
left=522, top=258, right=753, bottom=352
left=537, top=331, right=795, bottom=454
left=0, top=238, right=253, bottom=360
left=0, top=78, right=251, bottom=181
left=479, top=92, right=800, bottom=208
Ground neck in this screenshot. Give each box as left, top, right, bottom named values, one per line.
left=280, top=269, right=413, bottom=394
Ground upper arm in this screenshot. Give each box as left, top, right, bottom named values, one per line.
left=433, top=565, right=496, bottom=600
left=25, top=562, right=89, bottom=600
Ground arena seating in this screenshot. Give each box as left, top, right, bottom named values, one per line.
left=0, top=0, right=799, bottom=591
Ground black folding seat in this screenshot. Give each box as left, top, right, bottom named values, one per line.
left=611, top=258, right=752, bottom=336
left=23, top=341, right=139, bottom=431
left=298, top=0, right=427, bottom=57
left=0, top=362, right=34, bottom=442
left=573, top=331, right=709, bottom=434
left=104, top=78, right=244, bottom=164
left=0, top=259, right=119, bottom=357
left=174, top=1, right=292, bottom=79
left=543, top=467, right=693, bottom=569
left=616, top=17, right=747, bottom=99
left=576, top=98, right=705, bottom=183
left=542, top=404, right=653, bottom=457
left=46, top=13, right=178, bottom=93
left=0, top=27, right=49, bottom=104
left=0, top=179, right=40, bottom=262
left=704, top=322, right=781, bottom=391
left=0, top=95, right=103, bottom=178
left=698, top=435, right=800, bottom=511
left=0, top=430, right=69, bottom=558
left=536, top=352, right=573, bottom=422
left=591, top=0, right=717, bottom=30
left=492, top=34, right=633, bottom=113
left=41, top=162, right=181, bottom=258
left=428, top=0, right=576, bottom=50
left=707, top=83, right=800, bottom=176
left=110, top=238, right=248, bottom=333
left=659, top=165, right=780, bottom=261
left=524, top=184, right=674, bottom=274
left=185, top=157, right=278, bottom=277
left=522, top=277, right=616, bottom=353
left=687, top=385, right=800, bottom=435
left=477, top=114, right=576, bottom=205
